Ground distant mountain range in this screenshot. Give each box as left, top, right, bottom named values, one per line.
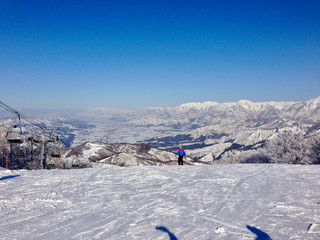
left=129, top=97, right=320, bottom=162
left=61, top=96, right=320, bottom=165
left=1, top=96, right=319, bottom=167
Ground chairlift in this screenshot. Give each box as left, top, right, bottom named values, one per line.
left=72, top=159, right=80, bottom=168
left=9, top=143, right=27, bottom=158
left=51, top=153, right=60, bottom=158
left=1, top=100, right=61, bottom=169
left=6, top=125, right=27, bottom=157
left=14, top=151, right=25, bottom=157
left=48, top=142, right=62, bottom=158
left=45, top=142, right=63, bottom=169
left=47, top=163, right=56, bottom=169
left=6, top=125, right=24, bottom=144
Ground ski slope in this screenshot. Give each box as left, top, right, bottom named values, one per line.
left=1, top=164, right=320, bottom=239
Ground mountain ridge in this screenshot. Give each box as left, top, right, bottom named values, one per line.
left=1, top=96, right=319, bottom=167
left=51, top=96, right=320, bottom=163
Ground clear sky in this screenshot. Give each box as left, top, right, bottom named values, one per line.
left=1, top=0, right=319, bottom=109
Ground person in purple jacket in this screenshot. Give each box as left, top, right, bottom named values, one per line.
left=176, top=147, right=186, bottom=165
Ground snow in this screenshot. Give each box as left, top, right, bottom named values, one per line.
left=1, top=164, right=319, bottom=239
left=177, top=101, right=219, bottom=112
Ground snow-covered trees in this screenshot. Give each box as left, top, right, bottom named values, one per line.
left=265, top=130, right=305, bottom=164
left=265, top=130, right=320, bottom=164
left=305, top=133, right=320, bottom=164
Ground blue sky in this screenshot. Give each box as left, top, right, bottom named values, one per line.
left=1, top=0, right=319, bottom=109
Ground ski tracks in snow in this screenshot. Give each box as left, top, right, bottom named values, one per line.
left=1, top=164, right=320, bottom=239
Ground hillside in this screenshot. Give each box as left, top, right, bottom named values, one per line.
left=59, top=142, right=201, bottom=168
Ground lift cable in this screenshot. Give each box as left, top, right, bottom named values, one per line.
left=1, top=100, right=61, bottom=169
left=0, top=100, right=58, bottom=139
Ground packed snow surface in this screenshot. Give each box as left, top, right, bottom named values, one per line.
left=1, top=164, right=320, bottom=239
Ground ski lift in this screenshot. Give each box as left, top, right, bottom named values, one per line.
left=46, top=141, right=63, bottom=169
left=47, top=163, right=56, bottom=169
left=51, top=153, right=60, bottom=158
left=72, top=159, right=80, bottom=168
left=13, top=147, right=26, bottom=156
left=48, top=141, right=62, bottom=158
left=7, top=139, right=27, bottom=158
left=6, top=125, right=27, bottom=157
left=6, top=125, right=23, bottom=144
left=1, top=101, right=61, bottom=169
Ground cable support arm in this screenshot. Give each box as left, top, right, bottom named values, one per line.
left=0, top=100, right=59, bottom=141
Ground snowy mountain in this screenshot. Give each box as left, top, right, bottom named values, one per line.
left=133, top=97, right=320, bottom=127
left=1, top=97, right=320, bottom=167
left=127, top=97, right=320, bottom=162
left=59, top=142, right=200, bottom=168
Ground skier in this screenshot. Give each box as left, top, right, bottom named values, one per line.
left=176, top=147, right=186, bottom=165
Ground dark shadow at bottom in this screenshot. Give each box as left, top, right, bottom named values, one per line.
left=156, top=226, right=178, bottom=240
left=0, top=175, right=21, bottom=181
left=247, top=225, right=272, bottom=240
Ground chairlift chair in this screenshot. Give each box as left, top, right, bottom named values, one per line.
left=46, top=142, right=62, bottom=169
left=6, top=125, right=23, bottom=144
left=6, top=125, right=27, bottom=157
left=14, top=148, right=26, bottom=156
left=8, top=141, right=27, bottom=158
left=48, top=142, right=62, bottom=158
left=51, top=153, right=60, bottom=158
left=72, top=159, right=80, bottom=168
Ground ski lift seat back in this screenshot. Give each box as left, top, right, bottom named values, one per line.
left=14, top=151, right=25, bottom=156
left=6, top=126, right=23, bottom=143
left=51, top=153, right=60, bottom=158
left=49, top=142, right=62, bottom=158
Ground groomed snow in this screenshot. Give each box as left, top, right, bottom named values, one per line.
left=1, top=164, right=320, bottom=239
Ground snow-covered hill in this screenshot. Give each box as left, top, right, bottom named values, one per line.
left=59, top=142, right=200, bottom=168
left=1, top=164, right=319, bottom=239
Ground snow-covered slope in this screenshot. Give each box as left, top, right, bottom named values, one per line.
left=59, top=142, right=200, bottom=168
left=1, top=164, right=319, bottom=239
